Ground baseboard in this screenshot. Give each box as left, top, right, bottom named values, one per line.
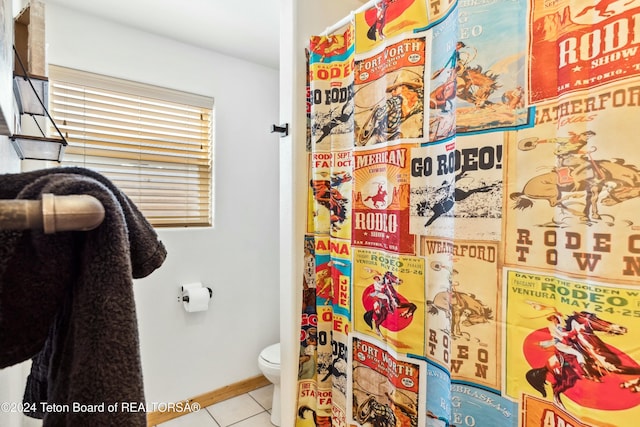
left=146, top=374, right=270, bottom=426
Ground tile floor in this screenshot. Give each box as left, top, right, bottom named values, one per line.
left=155, top=384, right=276, bottom=427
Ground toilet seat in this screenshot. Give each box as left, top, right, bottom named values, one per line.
left=260, top=343, right=280, bottom=366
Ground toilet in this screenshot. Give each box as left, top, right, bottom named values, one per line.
left=258, top=343, right=281, bottom=426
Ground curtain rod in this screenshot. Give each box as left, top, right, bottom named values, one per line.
left=320, top=0, right=383, bottom=36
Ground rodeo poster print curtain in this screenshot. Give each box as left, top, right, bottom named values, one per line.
left=297, top=0, right=640, bottom=426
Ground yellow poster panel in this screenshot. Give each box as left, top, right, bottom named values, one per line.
left=505, top=268, right=640, bottom=425
left=352, top=247, right=425, bottom=355
left=354, top=0, right=429, bottom=55
left=297, top=379, right=321, bottom=427
left=306, top=154, right=316, bottom=235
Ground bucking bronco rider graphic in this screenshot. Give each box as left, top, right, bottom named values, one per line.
left=432, top=41, right=467, bottom=79
left=538, top=313, right=589, bottom=378
left=368, top=275, right=397, bottom=314
left=519, top=130, right=600, bottom=188
left=552, top=130, right=600, bottom=187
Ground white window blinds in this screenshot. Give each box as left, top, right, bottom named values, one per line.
left=48, top=65, right=213, bottom=227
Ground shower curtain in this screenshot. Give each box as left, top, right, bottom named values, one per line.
left=297, top=0, right=640, bottom=426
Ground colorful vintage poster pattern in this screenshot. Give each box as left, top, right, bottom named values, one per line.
left=354, top=0, right=430, bottom=55
left=451, top=383, right=518, bottom=427
left=309, top=24, right=355, bottom=151
left=353, top=34, right=431, bottom=146
left=409, top=141, right=457, bottom=238
left=299, top=0, right=640, bottom=425
left=505, top=268, right=640, bottom=425
left=416, top=236, right=454, bottom=369
left=308, top=150, right=354, bottom=239
left=425, top=362, right=452, bottom=425
left=298, top=235, right=354, bottom=425
left=503, top=78, right=640, bottom=285
left=521, top=395, right=608, bottom=427
left=409, top=134, right=503, bottom=240
left=427, top=5, right=458, bottom=143
left=353, top=145, right=416, bottom=254
left=352, top=247, right=426, bottom=355
left=529, top=1, right=640, bottom=103
left=453, top=0, right=530, bottom=133
left=420, top=237, right=501, bottom=390
left=297, top=234, right=322, bottom=426
left=453, top=133, right=503, bottom=240
left=323, top=238, right=353, bottom=426
left=347, top=333, right=428, bottom=427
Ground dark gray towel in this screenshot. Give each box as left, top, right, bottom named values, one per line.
left=0, top=167, right=167, bottom=426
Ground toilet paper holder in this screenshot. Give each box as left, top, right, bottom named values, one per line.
left=182, top=287, right=212, bottom=302
left=178, top=284, right=213, bottom=302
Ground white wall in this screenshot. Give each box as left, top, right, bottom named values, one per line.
left=1, top=4, right=280, bottom=419
left=46, top=4, right=281, bottom=403
left=0, top=136, right=21, bottom=172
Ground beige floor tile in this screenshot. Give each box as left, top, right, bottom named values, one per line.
left=231, top=411, right=276, bottom=427
left=248, top=384, right=274, bottom=410
left=206, top=394, right=264, bottom=427
left=158, top=408, right=220, bottom=426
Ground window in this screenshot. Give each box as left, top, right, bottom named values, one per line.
left=48, top=65, right=213, bottom=227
